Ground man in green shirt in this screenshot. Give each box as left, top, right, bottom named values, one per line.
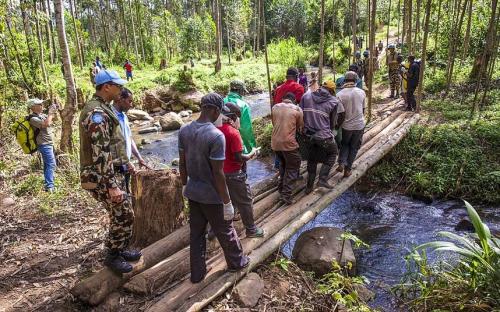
left=224, top=80, right=256, bottom=154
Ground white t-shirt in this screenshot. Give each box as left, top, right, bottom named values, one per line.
left=337, top=87, right=366, bottom=131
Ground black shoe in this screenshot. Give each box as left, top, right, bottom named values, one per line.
left=280, top=195, right=294, bottom=205
left=317, top=179, right=334, bottom=189
left=228, top=256, right=250, bottom=272
left=246, top=227, right=265, bottom=238
left=104, top=253, right=133, bottom=274
left=305, top=173, right=316, bottom=194
left=317, top=165, right=334, bottom=189
left=120, top=250, right=142, bottom=261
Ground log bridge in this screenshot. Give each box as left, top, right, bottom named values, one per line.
left=71, top=99, right=419, bottom=311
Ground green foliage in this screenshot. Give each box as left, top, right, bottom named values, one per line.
left=253, top=117, right=273, bottom=157
left=267, top=38, right=310, bottom=69
left=395, top=201, right=500, bottom=310
left=366, top=88, right=500, bottom=204
left=317, top=261, right=372, bottom=312
left=272, top=257, right=293, bottom=272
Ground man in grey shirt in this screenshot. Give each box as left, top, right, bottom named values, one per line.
left=178, top=92, right=249, bottom=283
left=28, top=98, right=57, bottom=192
left=336, top=71, right=366, bottom=177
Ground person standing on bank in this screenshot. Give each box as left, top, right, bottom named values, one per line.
left=271, top=92, right=304, bottom=205
left=217, top=102, right=264, bottom=237
left=28, top=98, right=57, bottom=192
left=406, top=55, right=420, bottom=111
left=300, top=80, right=345, bottom=194
left=123, top=59, right=133, bottom=81
left=79, top=70, right=141, bottom=274
left=112, top=88, right=152, bottom=192
left=224, top=80, right=257, bottom=155
left=336, top=71, right=366, bottom=178
left=179, top=93, right=249, bottom=283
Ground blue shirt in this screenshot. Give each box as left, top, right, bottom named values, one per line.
left=112, top=106, right=132, bottom=160
left=178, top=121, right=226, bottom=204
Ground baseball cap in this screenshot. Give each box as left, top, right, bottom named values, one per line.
left=345, top=71, right=359, bottom=81
left=286, top=67, right=299, bottom=77
left=322, top=80, right=336, bottom=91
left=27, top=98, right=44, bottom=108
left=200, top=93, right=224, bottom=110
left=94, top=69, right=127, bottom=86
left=230, top=80, right=248, bottom=93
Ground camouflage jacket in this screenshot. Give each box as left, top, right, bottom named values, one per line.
left=79, top=94, right=128, bottom=190
left=386, top=52, right=399, bottom=69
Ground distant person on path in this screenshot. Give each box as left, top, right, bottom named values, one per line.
left=354, top=51, right=364, bottom=81
left=27, top=98, right=57, bottom=192
left=300, top=80, right=345, bottom=194
left=406, top=55, right=420, bottom=111
left=336, top=64, right=363, bottom=93
left=378, top=40, right=384, bottom=52
left=298, top=68, right=308, bottom=91
left=95, top=56, right=103, bottom=69
left=273, top=67, right=305, bottom=104
left=386, top=44, right=400, bottom=98
left=224, top=80, right=257, bottom=155
left=217, top=102, right=264, bottom=237
left=179, top=93, right=249, bottom=283
left=79, top=70, right=141, bottom=274
left=309, top=71, right=319, bottom=93
left=336, top=71, right=366, bottom=178
left=111, top=88, right=152, bottom=192
left=123, top=60, right=133, bottom=81
left=271, top=92, right=304, bottom=205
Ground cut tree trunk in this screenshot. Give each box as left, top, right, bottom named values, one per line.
left=130, top=170, right=185, bottom=248
left=318, top=0, right=325, bottom=84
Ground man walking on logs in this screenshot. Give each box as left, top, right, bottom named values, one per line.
left=79, top=70, right=141, bottom=274
left=217, top=103, right=264, bottom=237
left=271, top=92, right=304, bottom=205
left=273, top=68, right=305, bottom=105
left=386, top=43, right=401, bottom=98
left=179, top=93, right=249, bottom=283
left=336, top=71, right=366, bottom=178
left=406, top=55, right=420, bottom=111
left=300, top=80, right=345, bottom=194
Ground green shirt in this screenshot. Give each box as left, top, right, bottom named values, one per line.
left=224, top=92, right=257, bottom=154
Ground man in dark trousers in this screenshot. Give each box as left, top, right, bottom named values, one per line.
left=406, top=55, right=420, bottom=111
left=300, top=81, right=345, bottom=194
left=178, top=93, right=249, bottom=283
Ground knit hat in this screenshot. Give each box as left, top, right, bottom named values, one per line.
left=200, top=93, right=224, bottom=110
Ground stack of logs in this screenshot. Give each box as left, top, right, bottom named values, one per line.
left=71, top=99, right=419, bottom=312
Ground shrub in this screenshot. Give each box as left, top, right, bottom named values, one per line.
left=268, top=38, right=310, bottom=69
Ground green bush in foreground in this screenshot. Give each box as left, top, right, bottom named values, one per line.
left=395, top=201, right=500, bottom=311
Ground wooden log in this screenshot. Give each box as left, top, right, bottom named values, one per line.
left=71, top=108, right=405, bottom=305
left=123, top=111, right=409, bottom=295
left=131, top=169, right=185, bottom=248
left=161, top=114, right=421, bottom=312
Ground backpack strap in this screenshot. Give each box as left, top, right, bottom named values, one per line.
left=26, top=114, right=41, bottom=138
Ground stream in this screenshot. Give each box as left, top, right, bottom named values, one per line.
left=132, top=91, right=498, bottom=311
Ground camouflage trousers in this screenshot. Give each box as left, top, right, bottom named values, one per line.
left=89, top=173, right=134, bottom=252
left=389, top=68, right=401, bottom=93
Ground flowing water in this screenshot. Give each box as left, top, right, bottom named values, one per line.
left=132, top=91, right=499, bottom=311
left=281, top=190, right=500, bottom=311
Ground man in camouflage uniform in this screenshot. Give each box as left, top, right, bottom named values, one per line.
left=79, top=69, right=141, bottom=274
left=386, top=44, right=400, bottom=98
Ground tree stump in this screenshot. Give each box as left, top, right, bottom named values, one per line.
left=130, top=169, right=185, bottom=248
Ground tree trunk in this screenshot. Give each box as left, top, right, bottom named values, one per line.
left=118, top=0, right=130, bottom=57
left=41, top=0, right=54, bottom=64
left=445, top=0, right=468, bottom=92
left=46, top=0, right=57, bottom=63
left=135, top=0, right=146, bottom=60
left=367, top=0, right=376, bottom=122
left=128, top=0, right=140, bottom=64
left=397, top=0, right=401, bottom=42
left=54, top=0, right=78, bottom=152
left=99, top=0, right=111, bottom=58
left=33, top=0, right=49, bottom=85
left=226, top=8, right=231, bottom=65
left=407, top=0, right=412, bottom=54
left=69, top=0, right=84, bottom=69
left=130, top=170, right=185, bottom=248
left=352, top=0, right=357, bottom=62
left=461, top=0, right=473, bottom=62
left=332, top=0, right=337, bottom=78
left=417, top=0, right=432, bottom=112
left=318, top=0, right=325, bottom=84
left=414, top=0, right=421, bottom=49
left=401, top=0, right=406, bottom=47
left=433, top=0, right=442, bottom=73
left=387, top=0, right=392, bottom=48
left=5, top=16, right=30, bottom=90
left=20, top=0, right=36, bottom=76
left=261, top=0, right=272, bottom=108
left=215, top=0, right=221, bottom=72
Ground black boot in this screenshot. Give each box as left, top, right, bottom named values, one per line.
left=305, top=173, right=316, bottom=194
left=120, top=250, right=142, bottom=261
left=317, top=165, right=334, bottom=189
left=104, top=251, right=133, bottom=274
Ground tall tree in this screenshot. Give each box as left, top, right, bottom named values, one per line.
left=33, top=0, right=49, bottom=85
left=407, top=0, right=413, bottom=54
left=54, top=0, right=78, bottom=152
left=260, top=0, right=272, bottom=108
left=367, top=0, right=376, bottom=122
left=445, top=0, right=468, bottom=92
left=352, top=0, right=357, bottom=62
left=69, top=0, right=84, bottom=68
left=433, top=0, right=442, bottom=73
left=461, top=0, right=473, bottom=62
left=135, top=0, right=146, bottom=60
left=387, top=0, right=392, bottom=48
left=332, top=0, right=337, bottom=79
left=214, top=0, right=222, bottom=72
left=128, top=0, right=140, bottom=64
left=318, top=0, right=325, bottom=83
left=417, top=0, right=432, bottom=112
left=46, top=0, right=57, bottom=63
left=20, top=0, right=36, bottom=76
left=5, top=14, right=30, bottom=90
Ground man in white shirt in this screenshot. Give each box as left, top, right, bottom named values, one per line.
left=336, top=71, right=366, bottom=177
